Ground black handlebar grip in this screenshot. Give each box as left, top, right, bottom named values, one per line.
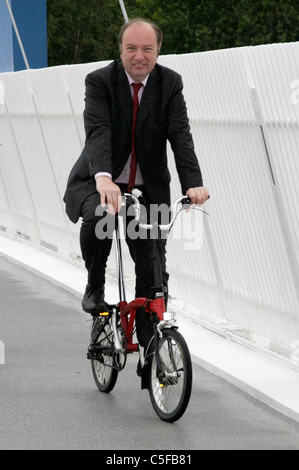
left=181, top=195, right=210, bottom=206
left=181, top=197, right=191, bottom=206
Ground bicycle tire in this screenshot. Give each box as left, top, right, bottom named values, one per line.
left=148, top=328, right=192, bottom=422
left=91, top=321, right=118, bottom=393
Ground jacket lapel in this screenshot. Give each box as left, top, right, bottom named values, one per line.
left=136, top=67, right=160, bottom=135
left=113, top=61, right=132, bottom=131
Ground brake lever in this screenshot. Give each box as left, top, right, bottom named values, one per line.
left=181, top=195, right=210, bottom=215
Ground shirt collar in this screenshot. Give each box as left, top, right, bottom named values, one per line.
left=124, top=69, right=149, bottom=87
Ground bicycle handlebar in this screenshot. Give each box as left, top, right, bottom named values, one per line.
left=122, top=189, right=192, bottom=231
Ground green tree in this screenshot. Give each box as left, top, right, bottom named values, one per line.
left=47, top=0, right=123, bottom=66
left=47, top=0, right=299, bottom=66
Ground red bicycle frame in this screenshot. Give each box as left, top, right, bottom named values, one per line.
left=113, top=206, right=167, bottom=354
left=112, top=191, right=193, bottom=355
left=118, top=297, right=166, bottom=353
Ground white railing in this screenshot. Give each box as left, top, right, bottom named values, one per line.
left=0, top=43, right=298, bottom=361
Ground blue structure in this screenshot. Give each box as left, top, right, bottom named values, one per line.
left=0, top=0, right=48, bottom=72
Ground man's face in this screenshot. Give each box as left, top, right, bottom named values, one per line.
left=120, top=23, right=160, bottom=82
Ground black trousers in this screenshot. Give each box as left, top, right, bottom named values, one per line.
left=80, top=189, right=169, bottom=348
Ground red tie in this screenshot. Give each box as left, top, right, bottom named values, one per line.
left=128, top=82, right=143, bottom=193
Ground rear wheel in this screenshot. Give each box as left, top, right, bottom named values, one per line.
left=148, top=328, right=192, bottom=422
left=91, top=320, right=118, bottom=393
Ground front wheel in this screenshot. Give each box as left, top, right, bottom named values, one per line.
left=148, top=328, right=192, bottom=422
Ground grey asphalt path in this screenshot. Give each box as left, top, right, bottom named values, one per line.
left=1, top=256, right=299, bottom=451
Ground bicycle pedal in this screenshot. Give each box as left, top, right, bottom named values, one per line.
left=87, top=350, right=95, bottom=360
left=87, top=344, right=100, bottom=359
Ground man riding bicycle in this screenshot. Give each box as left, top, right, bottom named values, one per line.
left=64, top=18, right=209, bottom=375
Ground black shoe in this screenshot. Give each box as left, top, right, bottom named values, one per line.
left=137, top=353, right=150, bottom=390
left=82, top=285, right=108, bottom=315
left=137, top=361, right=150, bottom=390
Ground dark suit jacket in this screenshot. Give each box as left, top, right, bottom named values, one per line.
left=64, top=59, right=203, bottom=223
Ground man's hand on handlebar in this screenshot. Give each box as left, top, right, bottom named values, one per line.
left=95, top=177, right=209, bottom=215
left=186, top=186, right=210, bottom=206
left=96, top=176, right=122, bottom=214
